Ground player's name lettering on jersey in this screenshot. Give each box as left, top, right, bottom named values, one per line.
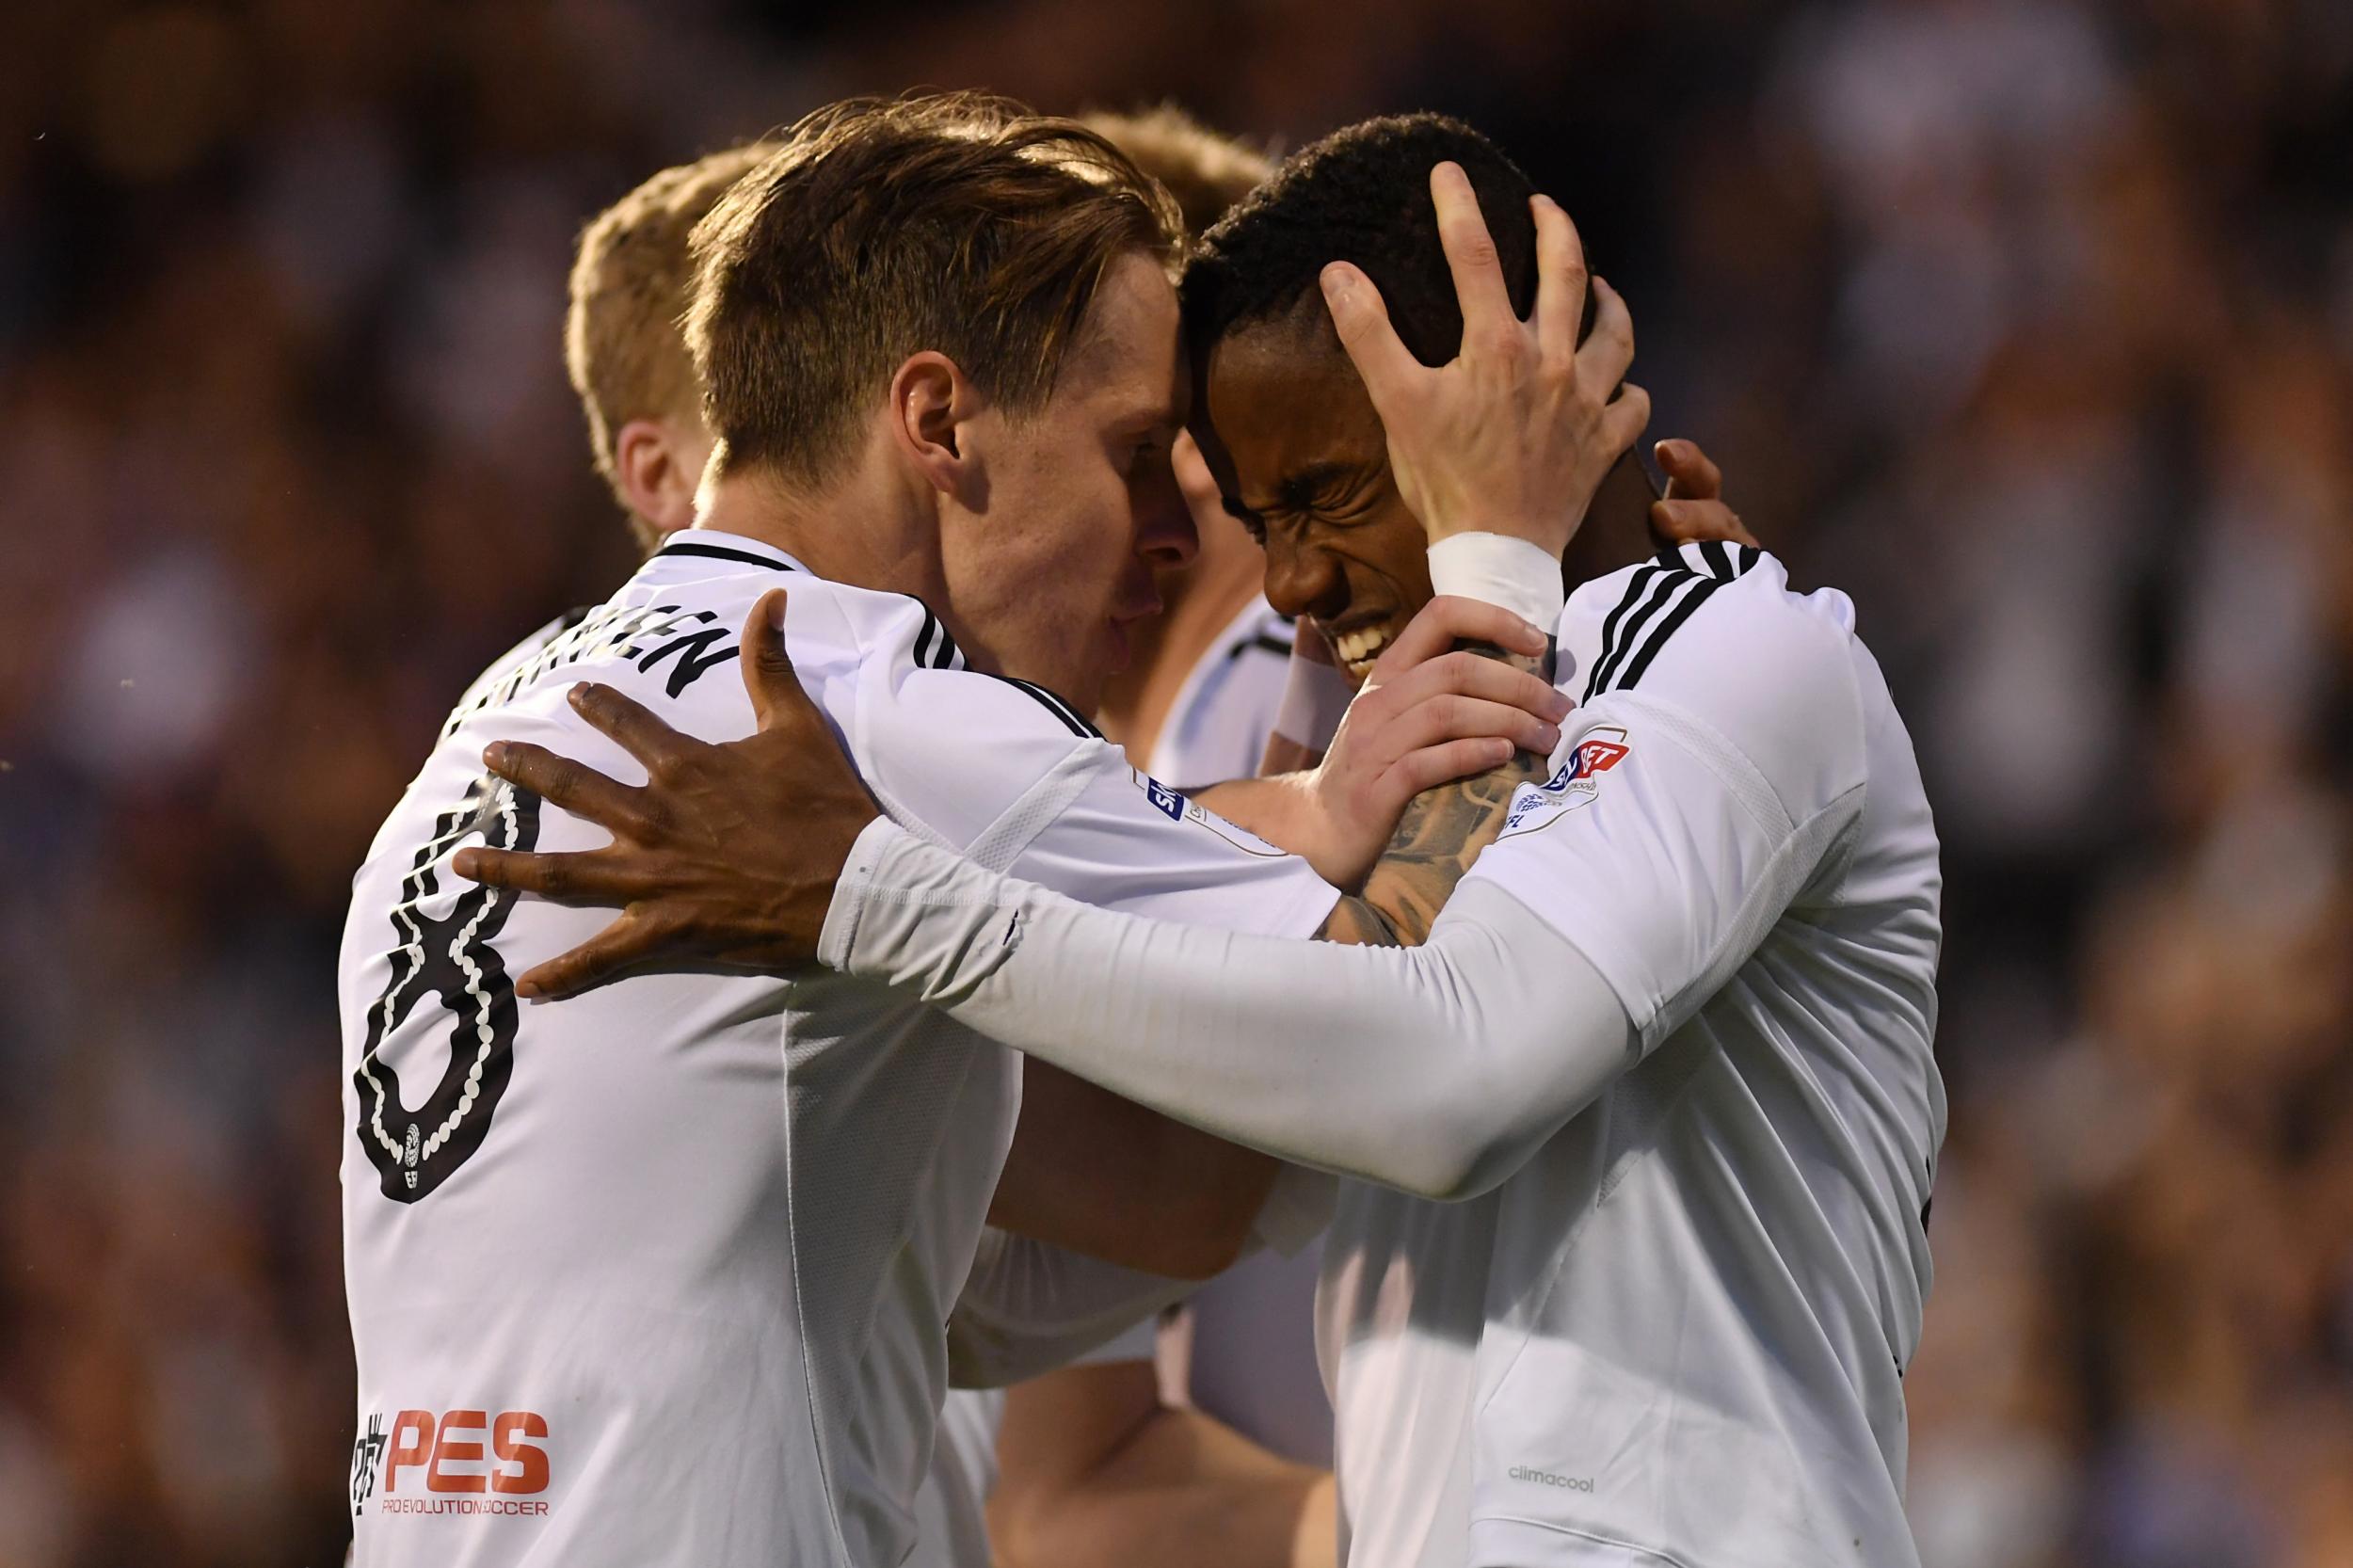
left=444, top=600, right=739, bottom=735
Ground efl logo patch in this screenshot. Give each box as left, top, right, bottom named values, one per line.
left=1499, top=726, right=1631, bottom=840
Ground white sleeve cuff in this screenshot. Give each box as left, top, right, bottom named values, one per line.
left=815, top=813, right=918, bottom=972
left=1427, top=532, right=1566, bottom=632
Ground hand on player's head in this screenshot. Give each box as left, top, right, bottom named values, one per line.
left=1318, top=163, right=1649, bottom=559
left=451, top=589, right=880, bottom=1000
left=1647, top=438, right=1760, bottom=552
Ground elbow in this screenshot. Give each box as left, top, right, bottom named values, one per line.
left=1380, top=1003, right=1626, bottom=1201
left=1380, top=1069, right=1547, bottom=1202
left=1383, top=1137, right=1505, bottom=1205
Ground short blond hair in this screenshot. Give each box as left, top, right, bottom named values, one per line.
left=687, top=94, right=1182, bottom=489
left=1080, top=106, right=1273, bottom=242
left=565, top=141, right=780, bottom=525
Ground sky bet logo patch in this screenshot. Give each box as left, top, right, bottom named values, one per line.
left=1128, top=770, right=1290, bottom=857
left=1498, top=727, right=1631, bottom=840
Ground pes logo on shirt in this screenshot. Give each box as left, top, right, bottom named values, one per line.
left=351, top=1407, right=552, bottom=1518
left=1499, top=727, right=1631, bottom=840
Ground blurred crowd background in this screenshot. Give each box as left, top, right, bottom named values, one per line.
left=1, top=0, right=2349, bottom=1563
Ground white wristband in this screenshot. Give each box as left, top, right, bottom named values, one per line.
left=1272, top=647, right=1357, bottom=753
left=1427, top=532, right=1565, bottom=632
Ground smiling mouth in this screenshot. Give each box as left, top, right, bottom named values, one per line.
left=1326, top=621, right=1395, bottom=680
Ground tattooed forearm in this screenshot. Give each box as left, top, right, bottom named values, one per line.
left=1316, top=750, right=1551, bottom=949
left=1311, top=639, right=1559, bottom=948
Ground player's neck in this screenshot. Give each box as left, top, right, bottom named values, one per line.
left=1561, top=453, right=1663, bottom=588
left=695, top=468, right=943, bottom=603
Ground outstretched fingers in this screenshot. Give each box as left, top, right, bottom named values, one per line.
left=1321, top=262, right=1420, bottom=420
left=1375, top=596, right=1550, bottom=676
left=1430, top=162, right=1518, bottom=348
left=1575, top=277, right=1636, bottom=394
left=482, top=738, right=654, bottom=839
left=1599, top=381, right=1652, bottom=463
left=1380, top=649, right=1573, bottom=726
left=1529, top=193, right=1588, bottom=364
left=1387, top=736, right=1517, bottom=799
left=1651, top=497, right=1760, bottom=550
left=1656, top=438, right=1723, bottom=502
left=451, top=844, right=658, bottom=904
left=511, top=910, right=677, bottom=1001
left=1381, top=690, right=1561, bottom=760
left=568, top=681, right=699, bottom=785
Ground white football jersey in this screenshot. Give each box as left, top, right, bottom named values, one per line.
left=338, top=530, right=1337, bottom=1568
left=906, top=1389, right=1002, bottom=1568
left=1133, top=591, right=1334, bottom=1467
left=809, top=542, right=1945, bottom=1568
left=1145, top=593, right=1293, bottom=792
left=1331, top=542, right=1945, bottom=1568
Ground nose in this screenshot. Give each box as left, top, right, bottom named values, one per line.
left=1136, top=458, right=1198, bottom=573
left=1262, top=532, right=1350, bottom=622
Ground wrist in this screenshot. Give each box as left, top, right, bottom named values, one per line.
left=1426, top=532, right=1566, bottom=632
left=1300, top=761, right=1383, bottom=893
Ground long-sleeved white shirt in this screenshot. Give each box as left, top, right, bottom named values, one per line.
left=820, top=544, right=1945, bottom=1568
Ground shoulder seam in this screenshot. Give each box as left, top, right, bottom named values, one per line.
left=982, top=674, right=1102, bottom=738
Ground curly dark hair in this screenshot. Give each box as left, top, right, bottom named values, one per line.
left=1181, top=113, right=1555, bottom=370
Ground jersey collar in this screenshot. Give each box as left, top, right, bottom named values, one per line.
left=648, top=530, right=809, bottom=576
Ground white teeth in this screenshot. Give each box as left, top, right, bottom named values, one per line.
left=1331, top=626, right=1391, bottom=668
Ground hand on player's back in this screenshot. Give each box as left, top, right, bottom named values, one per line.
left=1648, top=438, right=1759, bottom=551
left=1321, top=161, right=1650, bottom=558
left=451, top=587, right=878, bottom=1000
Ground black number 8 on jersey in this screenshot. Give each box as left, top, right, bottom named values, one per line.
left=355, top=774, right=542, bottom=1204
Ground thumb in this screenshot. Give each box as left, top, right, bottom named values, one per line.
left=741, top=587, right=803, bottom=731
left=1320, top=263, right=1418, bottom=414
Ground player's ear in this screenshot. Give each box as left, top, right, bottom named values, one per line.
left=888, top=351, right=981, bottom=501
left=615, top=418, right=703, bottom=541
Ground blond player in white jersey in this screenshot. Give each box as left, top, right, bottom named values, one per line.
left=526, top=112, right=1355, bottom=1568
left=341, top=101, right=1595, bottom=1567
left=483, top=135, right=1038, bottom=1568
left=456, top=142, right=1942, bottom=1568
